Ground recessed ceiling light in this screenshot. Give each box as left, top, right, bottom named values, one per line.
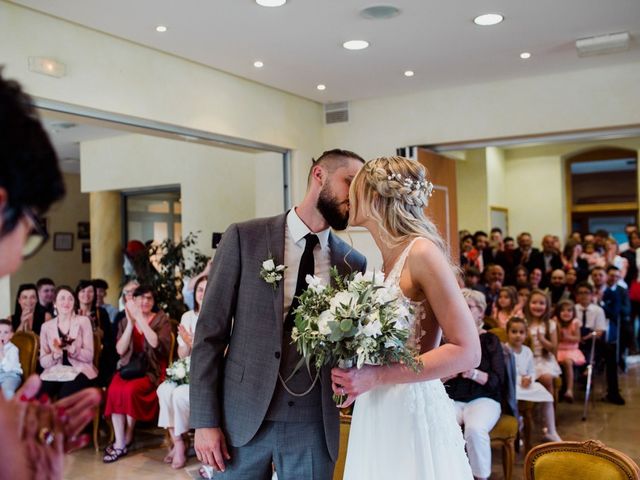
left=254, top=60, right=264, bottom=68
left=317, top=84, right=326, bottom=91
left=404, top=70, right=415, bottom=77
left=520, top=52, right=531, bottom=59
left=155, top=25, right=168, bottom=33
left=473, top=13, right=503, bottom=26
left=343, top=40, right=370, bottom=51
left=256, top=0, right=286, bottom=6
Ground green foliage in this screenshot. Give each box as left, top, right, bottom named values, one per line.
left=126, top=232, right=209, bottom=320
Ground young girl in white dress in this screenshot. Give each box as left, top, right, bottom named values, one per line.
left=524, top=289, right=562, bottom=396
left=506, top=317, right=561, bottom=442
left=331, top=156, right=480, bottom=480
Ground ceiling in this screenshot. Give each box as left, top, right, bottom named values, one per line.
left=12, top=0, right=640, bottom=103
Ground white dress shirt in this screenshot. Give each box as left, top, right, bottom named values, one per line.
left=0, top=342, right=22, bottom=375
left=575, top=303, right=608, bottom=332
left=283, top=208, right=331, bottom=320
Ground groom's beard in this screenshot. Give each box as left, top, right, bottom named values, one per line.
left=317, top=185, right=349, bottom=231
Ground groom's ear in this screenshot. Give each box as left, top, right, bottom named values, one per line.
left=310, top=164, right=326, bottom=186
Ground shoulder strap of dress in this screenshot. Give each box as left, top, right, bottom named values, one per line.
left=387, top=237, right=422, bottom=283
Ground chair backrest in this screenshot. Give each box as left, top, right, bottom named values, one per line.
left=11, top=330, right=39, bottom=378
left=524, top=440, right=640, bottom=480
left=93, top=330, right=103, bottom=368
left=168, top=331, right=176, bottom=365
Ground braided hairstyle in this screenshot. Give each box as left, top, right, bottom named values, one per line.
left=349, top=156, right=453, bottom=267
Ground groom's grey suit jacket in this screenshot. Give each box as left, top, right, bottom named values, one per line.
left=190, top=213, right=366, bottom=461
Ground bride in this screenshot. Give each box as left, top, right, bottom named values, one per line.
left=331, top=156, right=480, bottom=479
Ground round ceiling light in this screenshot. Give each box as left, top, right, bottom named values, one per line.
left=317, top=84, right=326, bottom=91
left=473, top=13, right=504, bottom=26
left=155, top=25, right=168, bottom=32
left=520, top=52, right=531, bottom=59
left=360, top=5, right=401, bottom=20
left=254, top=60, right=264, bottom=68
left=404, top=70, right=415, bottom=77
left=256, top=0, right=286, bottom=6
left=343, top=40, right=370, bottom=50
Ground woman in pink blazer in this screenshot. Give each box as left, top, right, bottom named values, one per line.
left=40, top=286, right=97, bottom=399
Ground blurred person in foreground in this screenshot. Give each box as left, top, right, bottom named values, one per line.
left=0, top=68, right=100, bottom=479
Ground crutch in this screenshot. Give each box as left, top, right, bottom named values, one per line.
left=582, top=331, right=598, bottom=421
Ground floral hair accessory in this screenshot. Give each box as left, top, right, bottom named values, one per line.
left=386, top=172, right=434, bottom=197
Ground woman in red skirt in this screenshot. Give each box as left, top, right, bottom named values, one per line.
left=103, top=285, right=171, bottom=462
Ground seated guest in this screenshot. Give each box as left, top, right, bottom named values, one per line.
left=565, top=267, right=578, bottom=300
left=157, top=276, right=208, bottom=471
left=524, top=289, right=561, bottom=396
left=516, top=286, right=531, bottom=313
left=39, top=286, right=97, bottom=400
left=549, top=269, right=571, bottom=306
left=541, top=234, right=563, bottom=287
left=506, top=317, right=561, bottom=442
left=445, top=289, right=504, bottom=480
left=554, top=300, right=585, bottom=402
left=562, top=240, right=589, bottom=282
left=36, top=277, right=56, bottom=316
left=503, top=236, right=515, bottom=252
left=482, top=264, right=505, bottom=315
left=0, top=319, right=22, bottom=399
left=582, top=241, right=604, bottom=269
left=460, top=234, right=476, bottom=270
left=512, top=232, right=545, bottom=279
left=528, top=268, right=543, bottom=290
left=604, top=239, right=628, bottom=288
left=9, top=283, right=51, bottom=335
left=513, top=265, right=530, bottom=289
left=103, top=285, right=171, bottom=463
left=180, top=259, right=211, bottom=311
left=490, top=286, right=522, bottom=329
left=93, top=278, right=119, bottom=323
left=463, top=267, right=483, bottom=292
left=76, top=279, right=116, bottom=387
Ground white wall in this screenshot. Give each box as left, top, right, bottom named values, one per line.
left=323, top=61, right=640, bottom=160
left=456, top=149, right=489, bottom=234
left=486, top=147, right=507, bottom=209
left=80, top=134, right=278, bottom=256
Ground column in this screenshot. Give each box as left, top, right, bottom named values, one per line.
left=90, top=191, right=122, bottom=306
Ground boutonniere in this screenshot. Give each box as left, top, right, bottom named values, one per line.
left=260, top=255, right=286, bottom=290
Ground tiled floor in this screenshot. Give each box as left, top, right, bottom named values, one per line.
left=65, top=360, right=640, bottom=479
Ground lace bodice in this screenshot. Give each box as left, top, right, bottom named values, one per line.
left=384, top=237, right=426, bottom=347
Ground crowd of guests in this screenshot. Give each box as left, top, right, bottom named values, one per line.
left=446, top=226, right=635, bottom=479
left=0, top=273, right=212, bottom=475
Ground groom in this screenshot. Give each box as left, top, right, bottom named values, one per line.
left=191, top=149, right=367, bottom=479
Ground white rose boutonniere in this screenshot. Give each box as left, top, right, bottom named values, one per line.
left=260, top=254, right=286, bottom=290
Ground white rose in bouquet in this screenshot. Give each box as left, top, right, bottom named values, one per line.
left=329, top=290, right=359, bottom=314
left=360, top=317, right=383, bottom=338
left=316, top=310, right=334, bottom=335
left=352, top=271, right=384, bottom=287
left=175, top=364, right=186, bottom=379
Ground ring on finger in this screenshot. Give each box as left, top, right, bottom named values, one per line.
left=38, top=427, right=55, bottom=446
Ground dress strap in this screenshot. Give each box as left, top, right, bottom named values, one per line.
left=386, top=237, right=422, bottom=285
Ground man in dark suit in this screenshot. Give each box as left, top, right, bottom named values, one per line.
left=601, top=266, right=629, bottom=405
left=190, top=149, right=367, bottom=479
left=540, top=234, right=563, bottom=287
left=510, top=232, right=544, bottom=283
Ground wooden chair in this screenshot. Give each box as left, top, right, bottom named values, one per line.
left=11, top=331, right=39, bottom=379
left=332, top=414, right=352, bottom=480
left=91, top=331, right=105, bottom=451
left=524, top=440, right=640, bottom=480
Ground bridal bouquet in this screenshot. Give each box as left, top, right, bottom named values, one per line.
left=290, top=268, right=422, bottom=403
left=165, top=356, right=190, bottom=385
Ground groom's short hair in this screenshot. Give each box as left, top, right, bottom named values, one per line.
left=307, top=149, right=364, bottom=184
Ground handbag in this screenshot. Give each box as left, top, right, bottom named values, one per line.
left=119, top=351, right=148, bottom=380
left=629, top=280, right=640, bottom=302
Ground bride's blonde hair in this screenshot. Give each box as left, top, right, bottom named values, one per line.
left=350, top=156, right=452, bottom=264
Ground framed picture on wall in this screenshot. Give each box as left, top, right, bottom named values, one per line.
left=53, top=232, right=74, bottom=251
left=77, top=221, right=90, bottom=240
left=81, top=242, right=91, bottom=263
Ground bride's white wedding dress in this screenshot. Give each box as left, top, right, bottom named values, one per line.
left=343, top=238, right=473, bottom=479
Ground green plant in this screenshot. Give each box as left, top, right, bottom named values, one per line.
left=127, top=232, right=209, bottom=320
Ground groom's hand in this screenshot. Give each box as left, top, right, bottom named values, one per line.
left=195, top=427, right=231, bottom=472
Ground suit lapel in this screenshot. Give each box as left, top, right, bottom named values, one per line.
left=266, top=214, right=287, bottom=338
